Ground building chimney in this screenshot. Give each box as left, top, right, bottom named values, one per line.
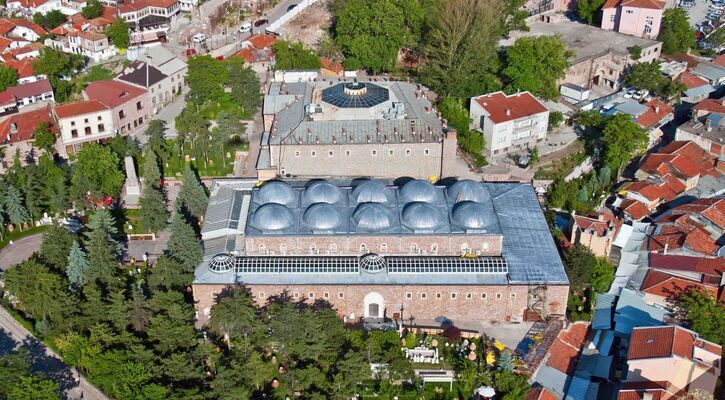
left=654, top=106, right=660, bottom=114
left=505, top=108, right=512, bottom=116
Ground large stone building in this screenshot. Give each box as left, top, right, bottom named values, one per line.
left=257, top=78, right=458, bottom=180
left=192, top=178, right=569, bottom=328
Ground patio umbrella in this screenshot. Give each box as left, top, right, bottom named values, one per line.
left=474, top=386, right=496, bottom=398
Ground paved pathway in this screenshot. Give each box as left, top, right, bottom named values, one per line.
left=0, top=233, right=44, bottom=271
left=0, top=307, right=108, bottom=400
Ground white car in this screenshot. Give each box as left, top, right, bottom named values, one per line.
left=623, top=89, right=637, bottom=99
left=239, top=22, right=252, bottom=33
left=633, top=89, right=649, bottom=100
left=192, top=33, right=207, bottom=43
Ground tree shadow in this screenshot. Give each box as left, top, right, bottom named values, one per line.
left=20, top=336, right=79, bottom=398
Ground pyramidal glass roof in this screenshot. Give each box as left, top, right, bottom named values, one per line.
left=321, top=82, right=390, bottom=108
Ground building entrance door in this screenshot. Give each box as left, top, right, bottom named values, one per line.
left=368, top=303, right=380, bottom=318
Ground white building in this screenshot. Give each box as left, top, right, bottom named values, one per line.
left=53, top=99, right=114, bottom=155
left=469, top=91, right=549, bottom=158
left=45, top=31, right=117, bottom=63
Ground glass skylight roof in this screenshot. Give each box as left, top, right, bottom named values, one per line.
left=322, top=82, right=390, bottom=108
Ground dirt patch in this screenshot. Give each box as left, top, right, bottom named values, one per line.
left=282, top=1, right=332, bottom=48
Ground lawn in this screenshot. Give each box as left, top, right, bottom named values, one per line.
left=162, top=139, right=249, bottom=178
left=0, top=225, right=49, bottom=252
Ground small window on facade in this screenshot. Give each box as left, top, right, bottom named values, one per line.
left=308, top=292, right=315, bottom=299
left=406, top=292, right=413, bottom=299
left=295, top=151, right=300, bottom=157
left=481, top=293, right=487, bottom=299
left=389, top=150, right=394, bottom=156
left=98, top=124, right=105, bottom=132
left=511, top=293, right=516, bottom=299
left=420, top=293, right=427, bottom=299
left=328, top=150, right=333, bottom=157
left=71, top=129, right=78, bottom=138
left=280, top=244, right=287, bottom=254
left=371, top=149, right=377, bottom=156
left=84, top=118, right=88, bottom=123
left=338, top=292, right=344, bottom=299
left=259, top=292, right=265, bottom=299
left=424, top=149, right=430, bottom=155
left=410, top=243, right=418, bottom=253
left=431, top=243, right=438, bottom=254
left=496, top=293, right=502, bottom=299
left=360, top=244, right=368, bottom=253
left=259, top=244, right=266, bottom=253
left=293, top=292, right=300, bottom=299
left=345, top=150, right=351, bottom=156
left=466, top=293, right=472, bottom=299
left=450, top=293, right=457, bottom=299
left=330, top=243, right=338, bottom=252
left=311, top=151, right=317, bottom=157
left=71, top=121, right=75, bottom=126
left=405, top=149, right=411, bottom=156
left=436, top=293, right=442, bottom=299
left=380, top=243, right=388, bottom=252
left=97, top=116, right=102, bottom=121
left=323, top=292, right=330, bottom=299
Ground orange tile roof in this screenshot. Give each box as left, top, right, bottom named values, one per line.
left=0, top=105, right=54, bottom=144
left=54, top=100, right=109, bottom=119
left=0, top=18, right=47, bottom=37
left=84, top=80, right=147, bottom=109
left=474, top=91, right=548, bottom=124
left=320, top=57, right=344, bottom=74
left=635, top=99, right=672, bottom=129
left=648, top=247, right=725, bottom=276
left=602, top=0, right=621, bottom=8
left=0, top=36, right=13, bottom=53
left=5, top=42, right=43, bottom=58
left=4, top=57, right=37, bottom=79
left=677, top=71, right=709, bottom=89
left=618, top=382, right=668, bottom=400
left=692, top=98, right=725, bottom=114
left=700, top=199, right=725, bottom=229
left=574, top=210, right=621, bottom=237
left=10, top=0, right=50, bottom=8
left=664, top=53, right=700, bottom=69
left=714, top=54, right=725, bottom=67
left=526, top=387, right=560, bottom=400
left=119, top=0, right=177, bottom=12
left=621, top=199, right=649, bottom=220
left=544, top=322, right=589, bottom=374
left=640, top=269, right=718, bottom=299
left=248, top=33, right=277, bottom=50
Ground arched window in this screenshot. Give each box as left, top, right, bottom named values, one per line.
left=482, top=242, right=490, bottom=251
left=431, top=243, right=439, bottom=254
left=460, top=243, right=469, bottom=255
left=410, top=243, right=418, bottom=253
left=280, top=244, right=287, bottom=254
left=380, top=243, right=388, bottom=252
left=309, top=244, right=317, bottom=254
left=330, top=243, right=337, bottom=253
left=259, top=244, right=266, bottom=253
left=360, top=244, right=368, bottom=254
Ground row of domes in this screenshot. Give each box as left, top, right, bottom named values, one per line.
left=253, top=179, right=492, bottom=207
left=249, top=200, right=496, bottom=233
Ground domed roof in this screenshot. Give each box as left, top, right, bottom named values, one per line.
left=254, top=181, right=297, bottom=206
left=352, top=203, right=395, bottom=232
left=447, top=180, right=491, bottom=204
left=400, top=179, right=444, bottom=204
left=303, top=203, right=343, bottom=230
left=250, top=203, right=294, bottom=231
left=452, top=201, right=496, bottom=230
left=351, top=180, right=394, bottom=204
left=401, top=202, right=446, bottom=231
left=359, top=254, right=386, bottom=272
left=208, top=254, right=234, bottom=273
left=302, top=181, right=344, bottom=204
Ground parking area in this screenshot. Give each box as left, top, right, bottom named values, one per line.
left=679, top=0, right=722, bottom=29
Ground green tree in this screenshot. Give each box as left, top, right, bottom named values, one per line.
left=70, top=143, right=125, bottom=202
left=147, top=256, right=192, bottom=293
left=629, top=45, right=642, bottom=60
left=186, top=56, right=228, bottom=105
left=38, top=154, right=69, bottom=212
left=0, top=349, right=31, bottom=398
left=562, top=244, right=597, bottom=293
left=32, top=48, right=84, bottom=102
left=272, top=40, right=322, bottom=70
left=82, top=65, right=114, bottom=83
left=624, top=61, right=685, bottom=100
left=660, top=8, right=695, bottom=54
left=420, top=0, right=502, bottom=98
left=144, top=120, right=169, bottom=162
left=81, top=0, right=103, bottom=19
left=707, top=27, right=725, bottom=47
left=165, top=212, right=202, bottom=271
left=333, top=0, right=409, bottom=72
left=83, top=212, right=122, bottom=291
left=32, top=10, right=67, bottom=30
left=33, top=122, right=55, bottom=154
left=3, top=259, right=74, bottom=322
left=675, top=289, right=725, bottom=345
left=177, top=164, right=208, bottom=220
left=0, top=64, right=18, bottom=91
left=548, top=111, right=564, bottom=130
left=146, top=291, right=198, bottom=354
left=494, top=371, right=530, bottom=400
left=8, top=376, right=60, bottom=400
left=602, top=113, right=648, bottom=175
left=501, top=0, right=529, bottom=36
left=2, top=183, right=30, bottom=228
left=105, top=18, right=130, bottom=49
left=591, top=257, right=615, bottom=294
left=212, top=112, right=243, bottom=167
left=498, top=350, right=514, bottom=372
left=141, top=151, right=161, bottom=188
left=209, top=287, right=264, bottom=347
left=502, top=35, right=571, bottom=100
left=438, top=97, right=487, bottom=165
left=66, top=240, right=89, bottom=294
left=139, top=183, right=168, bottom=233
left=577, top=0, right=606, bottom=24
left=225, top=59, right=261, bottom=115
left=39, top=224, right=75, bottom=271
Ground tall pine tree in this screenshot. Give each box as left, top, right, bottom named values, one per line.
left=165, top=212, right=202, bottom=272
left=177, top=164, right=208, bottom=221
left=142, top=151, right=161, bottom=188
left=139, top=184, right=168, bottom=233
left=39, top=224, right=75, bottom=272
left=66, top=240, right=89, bottom=294
left=2, top=183, right=30, bottom=228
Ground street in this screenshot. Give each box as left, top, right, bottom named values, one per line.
left=0, top=233, right=43, bottom=271
left=0, top=307, right=108, bottom=400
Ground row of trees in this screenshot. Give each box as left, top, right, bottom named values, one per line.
left=562, top=245, right=615, bottom=321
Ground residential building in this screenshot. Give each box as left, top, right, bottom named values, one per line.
left=649, top=198, right=724, bottom=257
left=116, top=60, right=177, bottom=112
left=0, top=104, right=54, bottom=146
left=0, top=79, right=54, bottom=113
left=53, top=99, right=113, bottom=155
left=624, top=325, right=721, bottom=398
left=141, top=45, right=186, bottom=93
left=4, top=42, right=43, bottom=60
left=259, top=78, right=457, bottom=180
left=600, top=0, right=665, bottom=39
left=4, top=57, right=45, bottom=84
left=635, top=140, right=720, bottom=192
left=691, top=61, right=725, bottom=87
left=83, top=79, right=150, bottom=134
left=619, top=175, right=685, bottom=212
left=119, top=0, right=179, bottom=43
left=568, top=209, right=621, bottom=257
left=677, top=71, right=715, bottom=104
left=635, top=99, right=673, bottom=147
left=676, top=99, right=725, bottom=157
left=232, top=33, right=277, bottom=74
left=506, top=20, right=661, bottom=90
left=193, top=179, right=570, bottom=326
left=530, top=322, right=590, bottom=399
left=45, top=31, right=117, bottom=62
left=0, top=18, right=47, bottom=42
left=469, top=91, right=548, bottom=158
left=178, top=0, right=198, bottom=12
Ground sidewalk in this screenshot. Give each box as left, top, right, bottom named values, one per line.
left=0, top=307, right=108, bottom=400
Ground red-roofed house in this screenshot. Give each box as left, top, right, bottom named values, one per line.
left=525, top=387, right=560, bottom=400
left=231, top=34, right=277, bottom=66
left=469, top=91, right=549, bottom=158
left=690, top=98, right=725, bottom=118
left=530, top=322, right=589, bottom=398
left=620, top=175, right=685, bottom=211
left=636, top=141, right=720, bottom=192
left=648, top=198, right=725, bottom=258
left=640, top=269, right=719, bottom=308
left=0, top=18, right=47, bottom=41
left=83, top=80, right=150, bottom=134
left=53, top=99, right=113, bottom=155
left=625, top=326, right=721, bottom=398
left=677, top=71, right=715, bottom=103
left=635, top=99, right=673, bottom=147
left=119, top=0, right=179, bottom=34
left=4, top=57, right=45, bottom=84
left=676, top=98, right=725, bottom=157
left=714, top=54, right=725, bottom=67
left=568, top=209, right=621, bottom=257
left=0, top=79, right=54, bottom=111
left=0, top=104, right=54, bottom=146
left=620, top=199, right=650, bottom=221
left=46, top=30, right=116, bottom=62
left=601, top=0, right=665, bottom=39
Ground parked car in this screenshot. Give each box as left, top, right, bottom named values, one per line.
left=192, top=33, right=207, bottom=43
left=633, top=89, right=649, bottom=100
left=680, top=1, right=694, bottom=7
left=239, top=22, right=252, bottom=33
left=287, top=4, right=297, bottom=12
left=624, top=88, right=637, bottom=99
left=254, top=19, right=268, bottom=27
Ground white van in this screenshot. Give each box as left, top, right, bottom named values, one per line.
left=239, top=22, right=252, bottom=33
left=192, top=33, right=207, bottom=43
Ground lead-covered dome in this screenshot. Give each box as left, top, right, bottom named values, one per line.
left=447, top=180, right=491, bottom=204
left=351, top=180, right=394, bottom=204
left=302, top=181, right=344, bottom=204
left=352, top=203, right=395, bottom=232
left=254, top=181, right=297, bottom=206
left=400, top=179, right=444, bottom=204
left=452, top=201, right=496, bottom=230
left=303, top=203, right=344, bottom=230
left=401, top=202, right=446, bottom=231
left=250, top=203, right=294, bottom=231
